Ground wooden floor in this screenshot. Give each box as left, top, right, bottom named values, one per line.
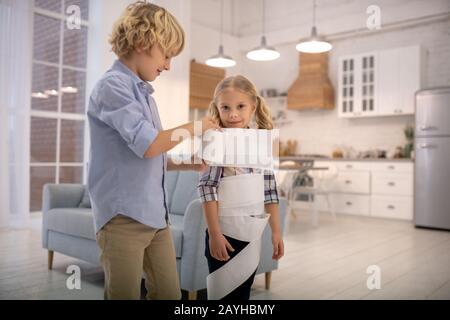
left=1, top=211, right=450, bottom=300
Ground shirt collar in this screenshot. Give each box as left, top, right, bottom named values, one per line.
left=112, top=60, right=154, bottom=94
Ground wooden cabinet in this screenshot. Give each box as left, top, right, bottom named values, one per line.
left=287, top=52, right=335, bottom=110
left=338, top=46, right=423, bottom=118
left=189, top=60, right=225, bottom=110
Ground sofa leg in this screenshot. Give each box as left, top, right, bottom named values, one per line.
left=188, top=291, right=197, bottom=300
left=48, top=250, right=54, bottom=270
left=265, top=272, right=272, bottom=290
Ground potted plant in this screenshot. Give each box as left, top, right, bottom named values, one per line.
left=403, top=124, right=414, bottom=159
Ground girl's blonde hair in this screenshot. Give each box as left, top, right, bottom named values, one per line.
left=208, top=75, right=274, bottom=130
left=109, top=1, right=185, bottom=59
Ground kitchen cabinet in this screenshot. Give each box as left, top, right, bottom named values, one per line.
left=338, top=52, right=377, bottom=118
left=315, top=161, right=372, bottom=216
left=338, top=46, right=423, bottom=118
left=189, top=60, right=225, bottom=110
left=377, top=46, right=424, bottom=116
left=313, top=160, right=414, bottom=220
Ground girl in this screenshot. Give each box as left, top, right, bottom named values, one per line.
left=197, top=75, right=284, bottom=300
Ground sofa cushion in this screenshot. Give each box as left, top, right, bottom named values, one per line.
left=169, top=214, right=183, bottom=258
left=78, top=188, right=91, bottom=208
left=47, top=208, right=96, bottom=241
left=170, top=171, right=200, bottom=215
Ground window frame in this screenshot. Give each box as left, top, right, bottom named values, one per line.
left=30, top=0, right=90, bottom=213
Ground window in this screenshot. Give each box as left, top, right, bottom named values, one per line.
left=30, top=0, right=89, bottom=212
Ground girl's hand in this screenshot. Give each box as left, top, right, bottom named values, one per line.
left=209, top=233, right=235, bottom=261
left=272, top=233, right=284, bottom=260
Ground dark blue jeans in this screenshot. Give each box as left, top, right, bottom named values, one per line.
left=205, top=230, right=257, bottom=300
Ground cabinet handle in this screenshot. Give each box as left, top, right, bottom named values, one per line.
left=420, top=125, right=436, bottom=131
left=387, top=165, right=395, bottom=170
left=419, top=143, right=437, bottom=149
left=345, top=180, right=352, bottom=184
left=388, top=182, right=395, bottom=186
left=346, top=164, right=353, bottom=169
left=346, top=201, right=353, bottom=206
left=387, top=205, right=395, bottom=210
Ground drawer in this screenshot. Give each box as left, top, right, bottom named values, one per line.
left=371, top=195, right=413, bottom=220
left=372, top=173, right=413, bottom=196
left=331, top=171, right=370, bottom=194
left=336, top=161, right=372, bottom=171
left=370, top=162, right=413, bottom=173
left=331, top=194, right=370, bottom=216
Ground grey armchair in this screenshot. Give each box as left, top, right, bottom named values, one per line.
left=42, top=170, right=288, bottom=299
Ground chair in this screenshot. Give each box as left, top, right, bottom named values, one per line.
left=42, top=170, right=288, bottom=300
left=291, top=163, right=338, bottom=226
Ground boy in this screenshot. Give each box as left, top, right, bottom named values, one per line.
left=87, top=1, right=218, bottom=300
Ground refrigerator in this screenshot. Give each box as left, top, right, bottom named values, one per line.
left=414, top=87, right=450, bottom=230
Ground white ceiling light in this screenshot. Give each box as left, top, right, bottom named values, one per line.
left=247, top=0, right=280, bottom=61
left=205, top=0, right=236, bottom=68
left=296, top=0, right=332, bottom=53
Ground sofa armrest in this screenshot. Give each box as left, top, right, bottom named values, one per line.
left=42, top=183, right=85, bottom=213
left=180, top=199, right=209, bottom=291
left=42, top=183, right=85, bottom=249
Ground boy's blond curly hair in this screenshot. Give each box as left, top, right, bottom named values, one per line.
left=208, top=75, right=274, bottom=130
left=109, top=1, right=185, bottom=59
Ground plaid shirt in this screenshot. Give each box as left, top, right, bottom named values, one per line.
left=197, top=166, right=279, bottom=204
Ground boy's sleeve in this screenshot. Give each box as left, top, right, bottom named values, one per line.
left=197, top=166, right=223, bottom=202
left=96, top=75, right=158, bottom=158
left=264, top=170, right=280, bottom=204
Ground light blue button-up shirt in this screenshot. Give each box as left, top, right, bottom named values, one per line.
left=87, top=60, right=168, bottom=233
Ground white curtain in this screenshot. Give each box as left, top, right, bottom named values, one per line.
left=0, top=0, right=32, bottom=228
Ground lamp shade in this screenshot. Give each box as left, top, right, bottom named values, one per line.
left=296, top=27, right=332, bottom=53
left=206, top=45, right=236, bottom=68
left=246, top=36, right=280, bottom=61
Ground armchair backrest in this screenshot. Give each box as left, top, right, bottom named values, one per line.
left=166, top=171, right=201, bottom=216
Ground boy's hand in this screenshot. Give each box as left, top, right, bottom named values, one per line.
left=209, top=233, right=235, bottom=261
left=272, top=233, right=284, bottom=260
left=201, top=116, right=220, bottom=133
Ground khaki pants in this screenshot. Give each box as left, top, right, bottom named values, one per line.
left=96, top=215, right=181, bottom=300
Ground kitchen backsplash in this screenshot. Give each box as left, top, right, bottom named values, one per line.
left=276, top=107, right=415, bottom=158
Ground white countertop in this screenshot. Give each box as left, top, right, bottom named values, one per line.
left=279, top=156, right=414, bottom=162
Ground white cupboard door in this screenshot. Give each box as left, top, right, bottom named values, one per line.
left=332, top=171, right=371, bottom=194
left=359, top=53, right=377, bottom=116
left=338, top=56, right=356, bottom=118
left=372, top=173, right=413, bottom=196
left=377, top=48, right=400, bottom=116
left=332, top=194, right=370, bottom=216
left=399, top=46, right=421, bottom=115
left=371, top=195, right=413, bottom=220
